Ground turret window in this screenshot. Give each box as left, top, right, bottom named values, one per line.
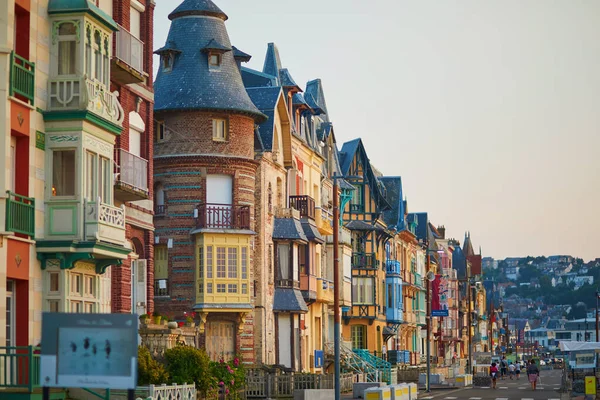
left=162, top=53, right=174, bottom=72
left=212, top=118, right=228, bottom=141
left=209, top=53, right=221, bottom=67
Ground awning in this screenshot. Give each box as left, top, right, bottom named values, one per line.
left=559, top=341, right=600, bottom=352
left=273, top=288, right=308, bottom=313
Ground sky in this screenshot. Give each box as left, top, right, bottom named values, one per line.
left=154, top=0, right=600, bottom=262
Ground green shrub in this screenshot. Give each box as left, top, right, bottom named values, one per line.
left=137, top=346, right=168, bottom=385
left=164, top=345, right=214, bottom=396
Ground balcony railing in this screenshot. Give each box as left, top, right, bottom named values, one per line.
left=85, top=199, right=126, bottom=245
left=352, top=252, right=379, bottom=269
left=385, top=260, right=401, bottom=275
left=48, top=77, right=124, bottom=126
left=115, top=24, right=144, bottom=73
left=10, top=52, right=35, bottom=105
left=276, top=279, right=300, bottom=289
left=5, top=191, right=35, bottom=237
left=116, top=149, right=148, bottom=194
left=413, top=273, right=423, bottom=287
left=289, top=195, right=315, bottom=219
left=196, top=203, right=251, bottom=230
left=0, top=346, right=40, bottom=391
left=155, top=204, right=167, bottom=216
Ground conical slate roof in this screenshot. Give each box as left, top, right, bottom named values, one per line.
left=168, top=0, right=228, bottom=20
left=155, top=0, right=265, bottom=121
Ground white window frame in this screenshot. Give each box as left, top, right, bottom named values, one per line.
left=212, top=118, right=228, bottom=141
left=52, top=149, right=77, bottom=198
left=352, top=276, right=374, bottom=305
left=57, top=22, right=78, bottom=77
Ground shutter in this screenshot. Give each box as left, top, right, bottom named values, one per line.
left=135, top=259, right=147, bottom=315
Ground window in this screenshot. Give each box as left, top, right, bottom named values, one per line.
left=228, top=248, right=238, bottom=278
left=241, top=247, right=248, bottom=279
left=85, top=151, right=96, bottom=200
left=50, top=273, right=60, bottom=292
left=162, top=53, right=174, bottom=72
left=84, top=275, right=95, bottom=296
left=217, top=283, right=226, bottom=293
left=155, top=121, right=166, bottom=142
left=352, top=277, right=374, bottom=304
left=52, top=150, right=75, bottom=196
left=228, top=284, right=237, bottom=293
left=242, top=283, right=248, bottom=294
left=208, top=53, right=221, bottom=67
left=99, top=157, right=111, bottom=203
left=206, top=246, right=213, bottom=278
left=216, top=247, right=226, bottom=278
left=84, top=151, right=110, bottom=203
left=93, top=31, right=103, bottom=82
left=155, top=245, right=168, bottom=280
left=387, top=283, right=393, bottom=308
left=70, top=301, right=82, bottom=313
left=85, top=302, right=95, bottom=313
left=71, top=274, right=82, bottom=294
left=350, top=184, right=363, bottom=211
left=207, top=283, right=213, bottom=293
left=48, top=300, right=60, bottom=312
left=351, top=325, right=367, bottom=349
left=155, top=279, right=168, bottom=296
left=212, top=118, right=227, bottom=141
left=277, top=243, right=290, bottom=282
left=57, top=22, right=77, bottom=75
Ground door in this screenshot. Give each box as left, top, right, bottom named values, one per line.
left=205, top=175, right=233, bottom=227
left=6, top=280, right=15, bottom=347
left=206, top=321, right=235, bottom=361
left=131, top=259, right=147, bottom=316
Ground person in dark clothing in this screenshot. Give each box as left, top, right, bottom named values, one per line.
left=526, top=359, right=540, bottom=390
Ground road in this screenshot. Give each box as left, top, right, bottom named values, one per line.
left=419, top=368, right=565, bottom=400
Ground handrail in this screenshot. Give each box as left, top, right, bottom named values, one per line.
left=0, top=346, right=40, bottom=391
left=10, top=51, right=35, bottom=105
left=289, top=195, right=316, bottom=219
left=352, top=252, right=378, bottom=269
left=115, top=24, right=144, bottom=73
left=196, top=203, right=251, bottom=230
left=5, top=191, right=35, bottom=237
left=117, top=149, right=148, bottom=192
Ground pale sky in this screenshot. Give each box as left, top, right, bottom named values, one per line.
left=154, top=0, right=600, bottom=262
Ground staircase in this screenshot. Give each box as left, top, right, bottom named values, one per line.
left=324, top=342, right=380, bottom=382
left=353, top=349, right=392, bottom=384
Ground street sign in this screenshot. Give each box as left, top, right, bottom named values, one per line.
left=40, top=313, right=138, bottom=389
left=431, top=310, right=449, bottom=317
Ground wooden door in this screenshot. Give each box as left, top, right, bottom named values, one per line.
left=206, top=321, right=236, bottom=361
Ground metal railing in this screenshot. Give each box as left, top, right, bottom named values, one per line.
left=275, top=279, right=300, bottom=289
left=155, top=204, right=166, bottom=216
left=0, top=346, right=40, bottom=391
left=352, top=252, right=379, bottom=269
left=289, top=195, right=316, bottom=219
left=10, top=51, right=35, bottom=105
left=196, top=203, right=251, bottom=229
left=115, top=24, right=144, bottom=73
left=117, top=149, right=148, bottom=192
left=385, top=259, right=401, bottom=274
left=5, top=191, right=35, bottom=237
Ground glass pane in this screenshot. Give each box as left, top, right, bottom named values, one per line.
left=100, top=157, right=110, bottom=203
left=206, top=246, right=213, bottom=278
left=52, top=150, right=75, bottom=196
left=50, top=273, right=60, bottom=292
left=59, top=23, right=76, bottom=35
left=86, top=152, right=96, bottom=200
left=216, top=247, right=226, bottom=278
left=58, top=41, right=76, bottom=75
left=228, top=248, right=237, bottom=279
left=277, top=244, right=290, bottom=280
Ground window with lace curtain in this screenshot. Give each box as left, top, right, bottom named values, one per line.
left=57, top=22, right=77, bottom=75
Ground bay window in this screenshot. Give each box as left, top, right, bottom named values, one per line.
left=352, top=276, right=374, bottom=305
left=57, top=22, right=77, bottom=76
left=200, top=245, right=249, bottom=295
left=52, top=150, right=75, bottom=196
left=85, top=151, right=112, bottom=203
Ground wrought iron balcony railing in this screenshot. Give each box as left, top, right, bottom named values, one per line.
left=196, top=203, right=251, bottom=230
left=288, top=195, right=315, bottom=219
left=10, top=52, right=35, bottom=105
left=5, top=191, right=35, bottom=237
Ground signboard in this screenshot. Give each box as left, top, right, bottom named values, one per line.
left=40, top=313, right=138, bottom=389
left=575, top=352, right=596, bottom=369
left=474, top=352, right=492, bottom=367
left=431, top=310, right=449, bottom=317
left=586, top=376, right=597, bottom=395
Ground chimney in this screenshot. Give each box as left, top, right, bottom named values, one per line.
left=437, top=225, right=446, bottom=239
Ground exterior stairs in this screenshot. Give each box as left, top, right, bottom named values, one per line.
left=353, top=349, right=392, bottom=384
left=324, top=342, right=384, bottom=383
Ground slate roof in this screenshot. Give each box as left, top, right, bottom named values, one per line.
left=345, top=220, right=376, bottom=231
left=293, top=93, right=309, bottom=107
left=452, top=246, right=468, bottom=279
left=273, top=218, right=308, bottom=242
left=409, top=212, right=429, bottom=243
left=241, top=67, right=277, bottom=88
left=168, top=0, right=228, bottom=21
left=154, top=41, right=182, bottom=55
left=280, top=68, right=300, bottom=90
left=246, top=87, right=282, bottom=151
left=463, top=232, right=475, bottom=256
left=201, top=38, right=231, bottom=53
left=48, top=0, right=118, bottom=31
left=232, top=46, right=252, bottom=62
left=273, top=288, right=308, bottom=312
left=154, top=1, right=265, bottom=121
left=380, top=177, right=405, bottom=231
left=263, top=43, right=283, bottom=80
left=301, top=221, right=324, bottom=244
left=305, top=79, right=329, bottom=121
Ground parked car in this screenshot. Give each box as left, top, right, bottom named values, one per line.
left=539, top=360, right=546, bottom=365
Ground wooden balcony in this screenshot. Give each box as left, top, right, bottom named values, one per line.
left=196, top=203, right=250, bottom=230
left=289, top=195, right=315, bottom=219
left=352, top=252, right=379, bottom=269
left=316, top=278, right=334, bottom=304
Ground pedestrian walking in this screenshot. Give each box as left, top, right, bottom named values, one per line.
left=526, top=359, right=540, bottom=391
left=508, top=361, right=515, bottom=379
left=490, top=362, right=499, bottom=389
left=515, top=361, right=521, bottom=380
left=500, top=356, right=508, bottom=379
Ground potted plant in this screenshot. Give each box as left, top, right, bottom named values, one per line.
left=139, top=314, right=150, bottom=325
left=167, top=320, right=179, bottom=329
left=153, top=312, right=162, bottom=325
left=186, top=316, right=195, bottom=328
left=161, top=315, right=169, bottom=326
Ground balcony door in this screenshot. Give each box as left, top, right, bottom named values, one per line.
left=206, top=175, right=232, bottom=228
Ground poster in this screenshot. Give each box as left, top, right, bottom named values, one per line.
left=431, top=274, right=449, bottom=317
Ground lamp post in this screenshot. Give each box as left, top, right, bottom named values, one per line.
left=332, top=178, right=341, bottom=400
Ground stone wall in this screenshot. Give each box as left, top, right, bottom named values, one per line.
left=139, top=322, right=198, bottom=355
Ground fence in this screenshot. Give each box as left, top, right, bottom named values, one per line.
left=245, top=372, right=361, bottom=398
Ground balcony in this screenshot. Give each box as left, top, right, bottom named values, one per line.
left=114, top=149, right=149, bottom=201
left=5, top=191, right=35, bottom=237
left=385, top=259, right=401, bottom=275
left=155, top=204, right=167, bottom=217
left=315, top=207, right=333, bottom=235
left=10, top=52, right=35, bottom=106
left=112, top=24, right=145, bottom=84
left=289, top=195, right=315, bottom=219
left=276, top=279, right=300, bottom=289
left=47, top=77, right=124, bottom=127
left=316, top=278, right=334, bottom=304
left=196, top=204, right=251, bottom=230
left=403, top=311, right=416, bottom=324
left=416, top=311, right=426, bottom=326
left=0, top=346, right=40, bottom=391
left=413, top=273, right=423, bottom=288
left=352, top=252, right=379, bottom=269
left=85, top=200, right=126, bottom=245
left=301, top=273, right=317, bottom=302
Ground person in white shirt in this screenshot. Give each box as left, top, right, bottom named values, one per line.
left=508, top=362, right=516, bottom=380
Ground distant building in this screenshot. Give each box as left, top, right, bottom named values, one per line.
left=483, top=257, right=498, bottom=270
